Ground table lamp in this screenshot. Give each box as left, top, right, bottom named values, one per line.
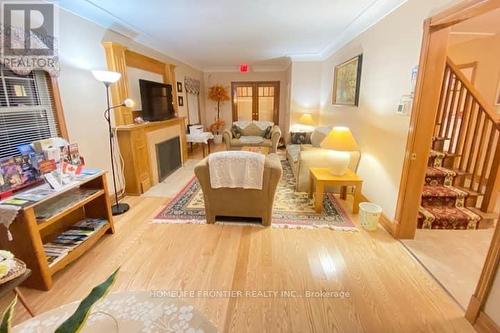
left=298, top=113, right=315, bottom=126
left=320, top=126, right=359, bottom=176
left=92, top=69, right=135, bottom=215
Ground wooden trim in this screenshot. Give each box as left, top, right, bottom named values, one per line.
left=125, top=50, right=165, bottom=75
left=429, top=0, right=500, bottom=30
left=466, top=221, right=500, bottom=323
left=102, top=42, right=132, bottom=125
left=393, top=3, right=500, bottom=326
left=394, top=20, right=450, bottom=239
left=48, top=75, right=69, bottom=140
left=102, top=42, right=179, bottom=125
left=457, top=61, right=478, bottom=84
left=447, top=58, right=500, bottom=123
left=394, top=0, right=500, bottom=239
left=474, top=311, right=500, bottom=333
left=231, top=81, right=280, bottom=124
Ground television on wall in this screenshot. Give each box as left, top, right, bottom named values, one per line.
left=139, top=79, right=175, bottom=121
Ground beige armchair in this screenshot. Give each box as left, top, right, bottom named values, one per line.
left=194, top=154, right=283, bottom=226
left=223, top=122, right=281, bottom=153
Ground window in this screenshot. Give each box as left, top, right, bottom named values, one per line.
left=0, top=67, right=60, bottom=159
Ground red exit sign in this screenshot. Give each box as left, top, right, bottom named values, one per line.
left=240, top=64, right=249, bottom=73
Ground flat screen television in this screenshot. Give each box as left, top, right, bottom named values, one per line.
left=139, top=79, right=175, bottom=121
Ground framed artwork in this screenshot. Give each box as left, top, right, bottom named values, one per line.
left=496, top=75, right=500, bottom=106
left=332, top=54, right=363, bottom=106
left=177, top=82, right=183, bottom=93
left=178, top=96, right=184, bottom=106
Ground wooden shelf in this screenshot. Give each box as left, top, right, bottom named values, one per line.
left=48, top=223, right=111, bottom=275
left=0, top=172, right=115, bottom=290
left=37, top=190, right=105, bottom=231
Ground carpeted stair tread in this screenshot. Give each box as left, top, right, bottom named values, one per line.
left=421, top=184, right=467, bottom=208
left=417, top=206, right=481, bottom=229
left=421, top=184, right=465, bottom=197
left=425, top=166, right=456, bottom=186
left=419, top=146, right=482, bottom=229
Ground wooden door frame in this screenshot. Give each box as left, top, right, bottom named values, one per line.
left=231, top=81, right=280, bottom=124
left=394, top=0, right=500, bottom=238
left=393, top=0, right=500, bottom=330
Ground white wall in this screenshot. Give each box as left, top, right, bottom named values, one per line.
left=203, top=70, right=289, bottom=132
left=289, top=0, right=460, bottom=220
left=57, top=8, right=204, bottom=192
left=289, top=61, right=322, bottom=133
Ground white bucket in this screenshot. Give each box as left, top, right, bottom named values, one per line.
left=359, top=202, right=382, bottom=231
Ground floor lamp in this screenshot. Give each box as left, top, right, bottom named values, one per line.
left=92, top=70, right=134, bottom=216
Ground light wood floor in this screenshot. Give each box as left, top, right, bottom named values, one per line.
left=7, top=194, right=475, bottom=332
left=402, top=228, right=494, bottom=309
left=3, top=145, right=475, bottom=332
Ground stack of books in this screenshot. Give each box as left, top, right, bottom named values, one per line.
left=44, top=218, right=108, bottom=267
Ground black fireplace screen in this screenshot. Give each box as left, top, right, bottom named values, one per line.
left=155, top=136, right=181, bottom=182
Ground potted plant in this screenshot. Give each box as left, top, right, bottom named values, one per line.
left=208, top=84, right=230, bottom=144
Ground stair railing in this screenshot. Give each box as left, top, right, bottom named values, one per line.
left=434, top=57, right=499, bottom=212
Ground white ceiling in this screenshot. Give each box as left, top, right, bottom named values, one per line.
left=59, top=0, right=408, bottom=71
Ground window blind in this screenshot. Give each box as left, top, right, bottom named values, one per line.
left=0, top=67, right=60, bottom=159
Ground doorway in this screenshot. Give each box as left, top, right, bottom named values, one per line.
left=393, top=1, right=500, bottom=330
left=231, top=81, right=280, bottom=123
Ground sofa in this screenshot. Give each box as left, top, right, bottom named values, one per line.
left=194, top=154, right=283, bottom=226
left=223, top=121, right=281, bottom=153
left=286, top=126, right=361, bottom=192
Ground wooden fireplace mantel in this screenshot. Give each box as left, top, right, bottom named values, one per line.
left=116, top=117, right=188, bottom=195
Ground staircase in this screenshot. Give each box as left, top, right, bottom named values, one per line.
left=417, top=58, right=500, bottom=230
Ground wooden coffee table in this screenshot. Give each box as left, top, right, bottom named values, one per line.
left=309, top=168, right=363, bottom=213
left=241, top=146, right=270, bottom=155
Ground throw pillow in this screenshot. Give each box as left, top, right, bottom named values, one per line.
left=231, top=125, right=242, bottom=139
left=291, top=132, right=311, bottom=144
left=264, top=126, right=273, bottom=139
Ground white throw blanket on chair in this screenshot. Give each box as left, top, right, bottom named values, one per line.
left=208, top=151, right=265, bottom=189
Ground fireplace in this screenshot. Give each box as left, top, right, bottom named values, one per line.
left=155, top=136, right=181, bottom=182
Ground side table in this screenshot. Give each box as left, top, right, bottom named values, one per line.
left=309, top=168, right=363, bottom=213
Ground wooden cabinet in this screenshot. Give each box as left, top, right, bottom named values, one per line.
left=116, top=117, right=187, bottom=195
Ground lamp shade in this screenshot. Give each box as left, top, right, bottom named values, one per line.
left=298, top=113, right=315, bottom=126
left=92, top=70, right=121, bottom=84
left=123, top=98, right=135, bottom=108
left=320, top=126, right=359, bottom=151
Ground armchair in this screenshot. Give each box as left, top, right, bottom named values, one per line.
left=194, top=154, right=283, bottom=226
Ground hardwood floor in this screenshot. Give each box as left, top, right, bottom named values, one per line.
left=6, top=188, right=475, bottom=332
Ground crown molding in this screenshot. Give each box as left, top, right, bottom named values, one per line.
left=318, top=0, right=408, bottom=60
left=203, top=63, right=290, bottom=73
left=289, top=0, right=408, bottom=62
left=56, top=0, right=204, bottom=71
left=58, top=0, right=408, bottom=71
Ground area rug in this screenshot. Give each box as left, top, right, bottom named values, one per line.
left=153, top=159, right=357, bottom=231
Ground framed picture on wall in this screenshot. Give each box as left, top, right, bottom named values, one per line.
left=177, top=82, right=183, bottom=93
left=178, top=96, right=184, bottom=106
left=332, top=54, right=363, bottom=106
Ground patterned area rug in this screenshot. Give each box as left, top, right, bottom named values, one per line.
left=153, top=159, right=357, bottom=230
